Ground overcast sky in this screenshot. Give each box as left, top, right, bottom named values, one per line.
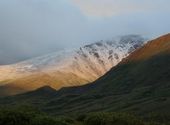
left=0, top=0, right=170, bottom=65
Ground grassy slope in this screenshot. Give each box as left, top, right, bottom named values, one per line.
left=0, top=71, right=90, bottom=97
left=0, top=34, right=170, bottom=120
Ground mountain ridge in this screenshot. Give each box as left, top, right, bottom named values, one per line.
left=121, top=33, right=170, bottom=63
left=0, top=35, right=146, bottom=96
left=1, top=34, right=169, bottom=116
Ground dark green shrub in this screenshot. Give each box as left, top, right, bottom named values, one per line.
left=84, top=112, right=145, bottom=125
left=0, top=106, right=169, bottom=125
left=0, top=109, right=31, bottom=125
left=56, top=116, right=78, bottom=125
left=76, top=114, right=87, bottom=122
left=31, top=115, right=68, bottom=125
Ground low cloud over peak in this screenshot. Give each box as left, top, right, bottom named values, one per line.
left=71, top=0, right=170, bottom=17
left=0, top=0, right=170, bottom=64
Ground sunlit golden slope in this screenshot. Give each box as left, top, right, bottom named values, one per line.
left=1, top=72, right=89, bottom=95
left=0, top=35, right=146, bottom=96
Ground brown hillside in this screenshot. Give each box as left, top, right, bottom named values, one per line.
left=122, top=33, right=170, bottom=63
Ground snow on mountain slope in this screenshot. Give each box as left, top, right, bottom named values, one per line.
left=0, top=35, right=147, bottom=95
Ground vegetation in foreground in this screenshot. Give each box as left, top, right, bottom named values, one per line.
left=0, top=106, right=170, bottom=125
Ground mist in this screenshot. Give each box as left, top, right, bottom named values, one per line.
left=0, top=0, right=170, bottom=64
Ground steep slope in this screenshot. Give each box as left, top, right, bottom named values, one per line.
left=0, top=35, right=146, bottom=96
left=1, top=33, right=170, bottom=117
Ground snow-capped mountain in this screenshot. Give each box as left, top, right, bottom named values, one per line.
left=0, top=35, right=147, bottom=95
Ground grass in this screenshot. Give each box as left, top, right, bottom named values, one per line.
left=0, top=106, right=169, bottom=125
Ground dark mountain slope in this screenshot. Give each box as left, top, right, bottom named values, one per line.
left=0, top=34, right=170, bottom=117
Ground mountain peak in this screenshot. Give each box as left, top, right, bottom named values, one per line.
left=122, top=33, right=170, bottom=63
left=24, top=85, right=57, bottom=97
left=0, top=35, right=146, bottom=96
left=36, top=85, right=56, bottom=92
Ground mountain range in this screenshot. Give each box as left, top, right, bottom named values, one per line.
left=0, top=33, right=170, bottom=119
left=0, top=35, right=146, bottom=96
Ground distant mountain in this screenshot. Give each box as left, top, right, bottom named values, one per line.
left=0, top=35, right=146, bottom=96
left=1, top=33, right=170, bottom=117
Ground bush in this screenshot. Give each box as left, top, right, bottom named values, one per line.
left=31, top=115, right=68, bottom=125
left=84, top=112, right=145, bottom=125
left=0, top=106, right=79, bottom=125
left=0, top=106, right=168, bottom=125
left=0, top=109, right=31, bottom=125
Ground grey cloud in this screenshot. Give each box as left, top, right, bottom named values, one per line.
left=0, top=0, right=86, bottom=64
left=72, top=0, right=170, bottom=17
left=0, top=0, right=170, bottom=64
